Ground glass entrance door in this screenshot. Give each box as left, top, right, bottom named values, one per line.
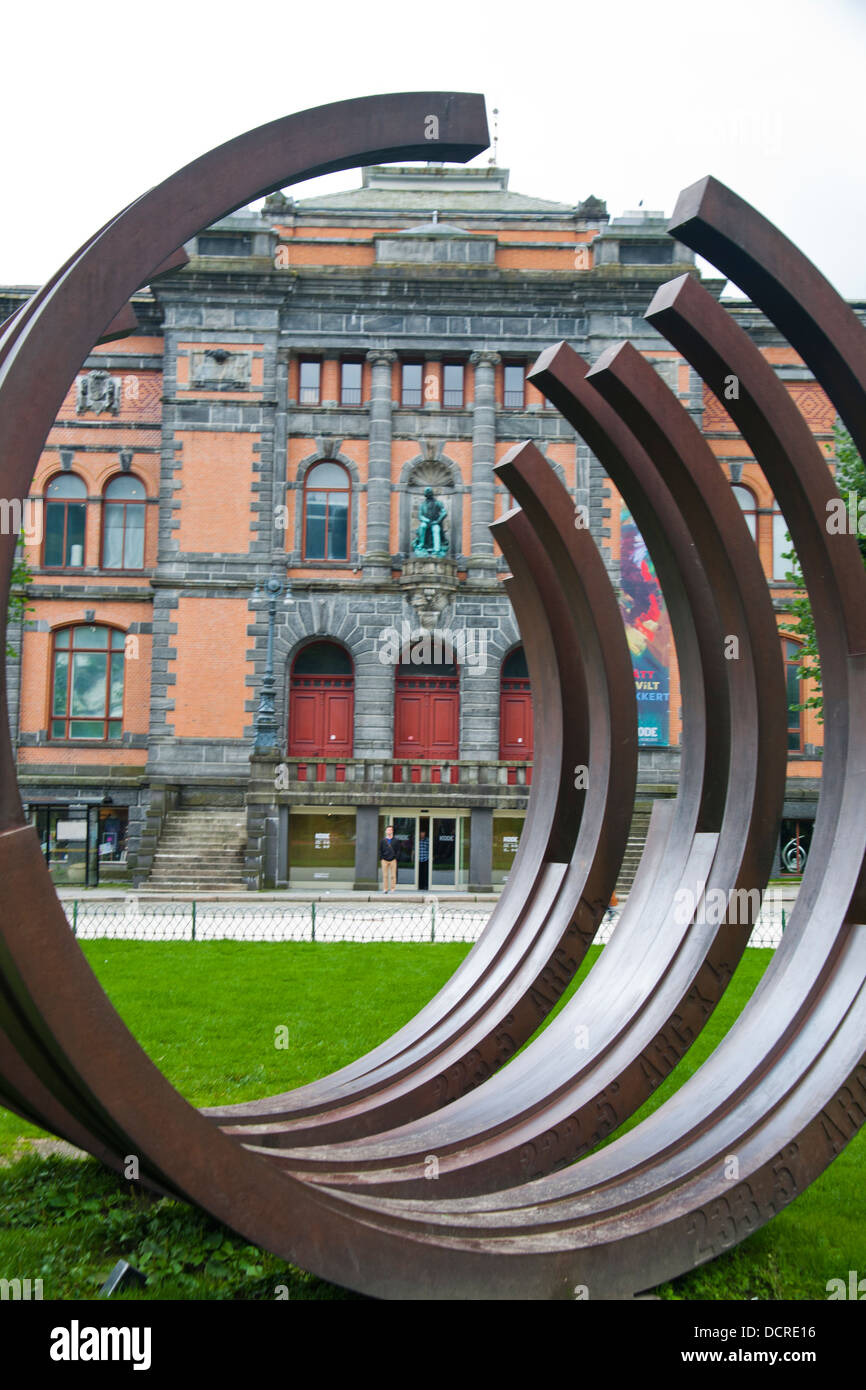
left=390, top=816, right=417, bottom=888
left=430, top=816, right=457, bottom=888
left=30, top=805, right=93, bottom=885
left=381, top=812, right=467, bottom=890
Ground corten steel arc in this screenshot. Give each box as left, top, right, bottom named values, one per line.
left=238, top=345, right=788, bottom=1193
left=2, top=95, right=866, bottom=1298
left=206, top=445, right=640, bottom=1145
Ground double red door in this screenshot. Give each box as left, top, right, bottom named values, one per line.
left=499, top=678, right=533, bottom=759
left=289, top=675, right=353, bottom=756
left=394, top=673, right=459, bottom=758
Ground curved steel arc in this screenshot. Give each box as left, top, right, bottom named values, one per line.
left=203, top=450, right=590, bottom=1124
left=241, top=346, right=786, bottom=1197
left=2, top=111, right=866, bottom=1298
left=669, top=175, right=866, bottom=467
left=0, top=91, right=488, bottom=831
left=212, top=442, right=637, bottom=1144
left=0, top=92, right=490, bottom=1175
left=258, top=187, right=866, bottom=1298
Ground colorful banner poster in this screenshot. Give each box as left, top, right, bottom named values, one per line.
left=619, top=509, right=672, bottom=746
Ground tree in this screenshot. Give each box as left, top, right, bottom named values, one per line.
left=6, top=541, right=33, bottom=660
left=780, top=420, right=866, bottom=723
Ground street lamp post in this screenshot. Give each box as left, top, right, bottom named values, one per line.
left=250, top=576, right=292, bottom=754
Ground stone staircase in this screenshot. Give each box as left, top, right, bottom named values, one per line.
left=145, top=808, right=247, bottom=892
left=614, top=801, right=654, bottom=899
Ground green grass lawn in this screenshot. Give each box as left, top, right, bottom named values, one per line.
left=0, top=939, right=862, bottom=1300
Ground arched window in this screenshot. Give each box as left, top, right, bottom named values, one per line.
left=773, top=500, right=792, bottom=579
left=51, top=625, right=125, bottom=740
left=288, top=641, right=354, bottom=757
left=784, top=639, right=803, bottom=753
left=732, top=484, right=757, bottom=542
left=500, top=646, right=533, bottom=758
left=102, top=475, right=146, bottom=569
left=303, top=462, right=350, bottom=560
left=44, top=474, right=86, bottom=569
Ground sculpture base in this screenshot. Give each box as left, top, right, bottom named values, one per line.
left=401, top=556, right=458, bottom=630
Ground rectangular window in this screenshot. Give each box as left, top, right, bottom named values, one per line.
left=620, top=242, right=674, bottom=265
left=784, top=641, right=802, bottom=753
left=341, top=360, right=362, bottom=406
left=299, top=360, right=321, bottom=405
left=197, top=233, right=252, bottom=256
left=44, top=503, right=86, bottom=568
left=288, top=812, right=356, bottom=886
left=103, top=504, right=145, bottom=569
left=304, top=490, right=349, bottom=561
left=442, top=362, right=463, bottom=409
left=402, top=362, right=423, bottom=407
left=51, top=626, right=125, bottom=740
left=504, top=363, right=525, bottom=409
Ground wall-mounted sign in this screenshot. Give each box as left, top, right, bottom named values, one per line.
left=503, top=836, right=519, bottom=853
left=314, top=833, right=331, bottom=850
left=56, top=821, right=87, bottom=842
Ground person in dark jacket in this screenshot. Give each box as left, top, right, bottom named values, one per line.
left=380, top=824, right=397, bottom=893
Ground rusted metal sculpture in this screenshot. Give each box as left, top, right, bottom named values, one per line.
left=1, top=98, right=866, bottom=1299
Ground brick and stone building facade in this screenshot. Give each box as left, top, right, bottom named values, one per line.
left=2, top=162, right=849, bottom=891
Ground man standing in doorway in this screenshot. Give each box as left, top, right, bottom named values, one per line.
left=418, top=827, right=430, bottom=891
left=380, top=824, right=397, bottom=893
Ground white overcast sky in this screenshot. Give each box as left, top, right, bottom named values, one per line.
left=2, top=0, right=864, bottom=297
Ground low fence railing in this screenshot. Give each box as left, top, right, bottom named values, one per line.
left=63, top=898, right=788, bottom=947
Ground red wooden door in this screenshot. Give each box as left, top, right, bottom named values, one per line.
left=394, top=673, right=458, bottom=758
left=289, top=675, right=353, bottom=756
left=500, top=680, right=533, bottom=758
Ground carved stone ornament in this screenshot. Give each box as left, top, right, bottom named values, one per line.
left=190, top=348, right=252, bottom=390
left=402, top=555, right=457, bottom=629
left=76, top=370, right=120, bottom=414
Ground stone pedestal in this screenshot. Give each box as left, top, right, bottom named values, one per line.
left=402, top=556, right=457, bottom=630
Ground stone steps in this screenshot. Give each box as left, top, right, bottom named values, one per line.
left=614, top=806, right=654, bottom=898
left=146, top=809, right=248, bottom=891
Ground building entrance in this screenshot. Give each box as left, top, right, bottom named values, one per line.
left=380, top=811, right=468, bottom=889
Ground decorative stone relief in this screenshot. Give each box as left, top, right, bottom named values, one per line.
left=190, top=348, right=252, bottom=391
left=76, top=370, right=120, bottom=414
